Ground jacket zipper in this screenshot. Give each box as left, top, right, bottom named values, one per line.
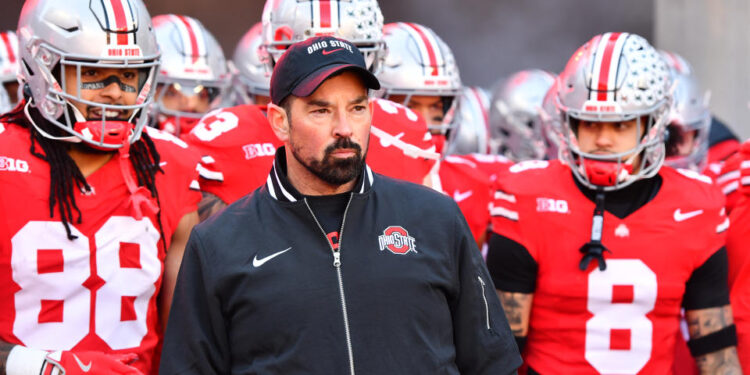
left=477, top=276, right=491, bottom=330
left=304, top=194, right=356, bottom=375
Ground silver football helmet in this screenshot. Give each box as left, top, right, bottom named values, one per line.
left=554, top=32, right=672, bottom=191
left=230, top=22, right=272, bottom=105
left=0, top=31, right=20, bottom=113
left=377, top=22, right=462, bottom=135
left=261, top=0, right=385, bottom=73
left=660, top=51, right=710, bottom=172
left=489, top=69, right=555, bottom=161
left=17, top=0, right=160, bottom=149
left=152, top=14, right=230, bottom=134
left=446, top=86, right=491, bottom=155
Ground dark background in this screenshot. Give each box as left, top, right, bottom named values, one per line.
left=0, top=0, right=653, bottom=88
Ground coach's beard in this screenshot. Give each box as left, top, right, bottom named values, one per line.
left=294, top=138, right=366, bottom=186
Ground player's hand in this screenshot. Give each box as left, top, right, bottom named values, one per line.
left=43, top=351, right=142, bottom=375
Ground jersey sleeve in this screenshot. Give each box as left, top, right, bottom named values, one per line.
left=489, top=175, right=536, bottom=259
left=682, top=247, right=730, bottom=310
left=486, top=233, right=538, bottom=293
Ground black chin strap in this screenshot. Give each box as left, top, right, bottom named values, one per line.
left=579, top=190, right=610, bottom=271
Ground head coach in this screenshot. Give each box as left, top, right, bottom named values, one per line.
left=159, top=36, right=521, bottom=375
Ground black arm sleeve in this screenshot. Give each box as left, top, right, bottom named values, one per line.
left=486, top=233, right=538, bottom=293
left=159, top=230, right=231, bottom=375
left=682, top=247, right=730, bottom=310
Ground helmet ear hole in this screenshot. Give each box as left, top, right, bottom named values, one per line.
left=22, top=83, right=32, bottom=99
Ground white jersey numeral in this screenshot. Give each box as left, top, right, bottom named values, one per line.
left=10, top=217, right=160, bottom=350
left=585, top=259, right=657, bottom=374
left=192, top=110, right=239, bottom=142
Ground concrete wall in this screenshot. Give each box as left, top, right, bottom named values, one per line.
left=655, top=0, right=749, bottom=139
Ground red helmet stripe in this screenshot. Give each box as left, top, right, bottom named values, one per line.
left=596, top=32, right=622, bottom=101
left=319, top=0, right=332, bottom=28
left=108, top=0, right=130, bottom=45
left=0, top=33, right=16, bottom=64
left=404, top=23, right=440, bottom=76
left=176, top=15, right=200, bottom=64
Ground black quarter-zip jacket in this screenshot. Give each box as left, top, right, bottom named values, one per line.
left=160, top=148, right=521, bottom=375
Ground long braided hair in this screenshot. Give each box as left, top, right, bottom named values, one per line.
left=0, top=96, right=167, bottom=248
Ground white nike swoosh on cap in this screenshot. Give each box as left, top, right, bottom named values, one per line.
left=673, top=208, right=703, bottom=222
left=73, top=353, right=92, bottom=372
left=253, top=247, right=292, bottom=268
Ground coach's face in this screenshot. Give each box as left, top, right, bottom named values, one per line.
left=273, top=71, right=372, bottom=187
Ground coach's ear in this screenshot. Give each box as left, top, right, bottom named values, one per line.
left=268, top=102, right=290, bottom=142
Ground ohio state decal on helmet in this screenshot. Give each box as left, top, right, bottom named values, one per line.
left=378, top=226, right=417, bottom=255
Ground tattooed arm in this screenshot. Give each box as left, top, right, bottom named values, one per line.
left=198, top=192, right=228, bottom=222
left=497, top=291, right=533, bottom=338
left=686, top=305, right=741, bottom=374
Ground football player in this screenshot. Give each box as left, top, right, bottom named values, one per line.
left=151, top=14, right=231, bottom=136
left=0, top=1, right=200, bottom=374
left=376, top=22, right=495, bottom=246
left=489, top=69, right=556, bottom=161
left=377, top=22, right=462, bottom=154
left=229, top=22, right=272, bottom=106
left=487, top=33, right=739, bottom=374
left=661, top=51, right=711, bottom=173
left=726, top=141, right=750, bottom=373
left=191, top=0, right=439, bottom=220
left=0, top=30, right=20, bottom=113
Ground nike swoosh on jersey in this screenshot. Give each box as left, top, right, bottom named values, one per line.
left=673, top=208, right=703, bottom=222
left=378, top=132, right=405, bottom=148
left=322, top=48, right=344, bottom=55
left=252, top=247, right=292, bottom=268
left=453, top=190, right=473, bottom=203
left=73, top=354, right=92, bottom=372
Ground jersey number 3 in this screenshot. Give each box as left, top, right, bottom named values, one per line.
left=586, top=259, right=657, bottom=374
left=11, top=217, right=160, bottom=350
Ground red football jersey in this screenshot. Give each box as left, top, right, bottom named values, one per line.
left=182, top=104, right=283, bottom=204
left=458, top=153, right=512, bottom=182
left=708, top=138, right=740, bottom=164
left=0, top=123, right=201, bottom=374
left=434, top=155, right=492, bottom=244
left=728, top=194, right=750, bottom=372
left=712, top=141, right=750, bottom=214
left=490, top=160, right=727, bottom=374
left=726, top=142, right=750, bottom=373
left=367, top=98, right=439, bottom=184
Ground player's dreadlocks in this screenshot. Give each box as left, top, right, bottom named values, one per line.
left=0, top=98, right=167, bottom=248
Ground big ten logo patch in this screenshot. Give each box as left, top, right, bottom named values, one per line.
left=243, top=143, right=276, bottom=160
left=536, top=197, right=569, bottom=214
left=0, top=156, right=29, bottom=173
left=378, top=226, right=417, bottom=255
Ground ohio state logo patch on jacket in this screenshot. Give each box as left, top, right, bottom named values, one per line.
left=378, top=226, right=417, bottom=255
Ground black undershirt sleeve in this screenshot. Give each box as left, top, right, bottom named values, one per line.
left=486, top=232, right=538, bottom=293
left=682, top=247, right=730, bottom=310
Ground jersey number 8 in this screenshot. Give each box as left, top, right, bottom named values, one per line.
left=585, top=259, right=658, bottom=374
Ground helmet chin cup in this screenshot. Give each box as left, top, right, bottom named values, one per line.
left=583, top=160, right=634, bottom=187
left=73, top=120, right=134, bottom=150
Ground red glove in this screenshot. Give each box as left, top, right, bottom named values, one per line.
left=6, top=346, right=142, bottom=375
left=43, top=351, right=142, bottom=375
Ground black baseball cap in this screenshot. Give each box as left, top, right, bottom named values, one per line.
left=270, top=36, right=381, bottom=105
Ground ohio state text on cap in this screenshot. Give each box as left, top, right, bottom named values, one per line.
left=270, top=36, right=380, bottom=105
